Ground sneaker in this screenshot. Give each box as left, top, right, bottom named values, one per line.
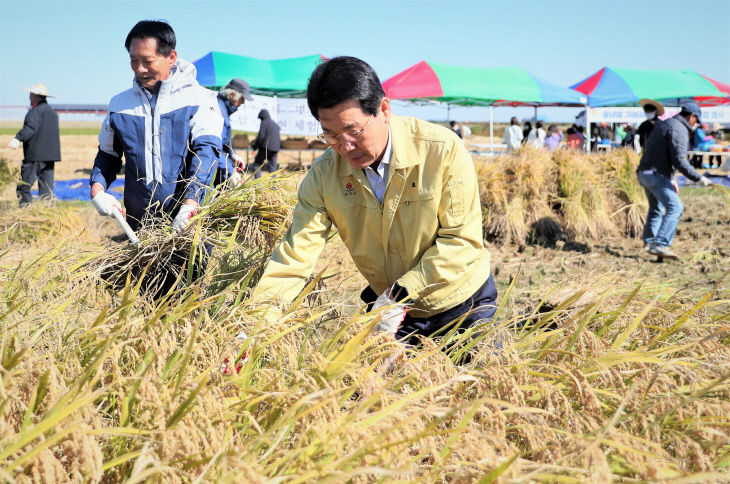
left=649, top=245, right=679, bottom=259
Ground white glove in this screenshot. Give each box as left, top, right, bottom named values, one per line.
left=698, top=176, right=712, bottom=187
left=229, top=170, right=243, bottom=186
left=371, top=290, right=408, bottom=336
left=91, top=191, right=123, bottom=217
left=172, top=204, right=196, bottom=233
left=8, top=138, right=20, bottom=149
left=232, top=153, right=246, bottom=172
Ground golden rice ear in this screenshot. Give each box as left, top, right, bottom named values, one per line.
left=3, top=147, right=730, bottom=482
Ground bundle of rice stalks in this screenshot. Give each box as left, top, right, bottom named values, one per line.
left=0, top=200, right=86, bottom=245
left=601, top=149, right=647, bottom=237
left=477, top=149, right=655, bottom=245
left=87, top=173, right=295, bottom=297
left=0, top=156, right=18, bottom=190
left=477, top=147, right=558, bottom=244
left=554, top=149, right=617, bottom=239
left=196, top=174, right=295, bottom=247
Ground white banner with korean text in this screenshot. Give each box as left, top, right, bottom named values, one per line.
left=229, top=94, right=319, bottom=136
left=587, top=106, right=730, bottom=125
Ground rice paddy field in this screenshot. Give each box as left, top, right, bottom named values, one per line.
left=1, top=129, right=730, bottom=483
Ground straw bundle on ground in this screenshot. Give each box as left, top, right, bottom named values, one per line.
left=0, top=200, right=87, bottom=245
left=476, top=148, right=648, bottom=245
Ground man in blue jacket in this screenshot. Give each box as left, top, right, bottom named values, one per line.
left=89, top=20, right=222, bottom=232
left=636, top=102, right=711, bottom=260
left=215, top=78, right=253, bottom=186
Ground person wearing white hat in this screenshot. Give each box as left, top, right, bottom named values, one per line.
left=8, top=84, right=61, bottom=206
left=637, top=98, right=664, bottom=149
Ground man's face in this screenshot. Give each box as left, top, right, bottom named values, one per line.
left=228, top=92, right=245, bottom=109
left=317, top=98, right=391, bottom=170
left=129, top=37, right=177, bottom=91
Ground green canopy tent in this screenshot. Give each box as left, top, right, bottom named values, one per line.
left=193, top=51, right=325, bottom=96
left=383, top=61, right=587, bottom=154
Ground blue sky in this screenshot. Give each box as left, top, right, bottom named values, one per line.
left=1, top=0, right=728, bottom=122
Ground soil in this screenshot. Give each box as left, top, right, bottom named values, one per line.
left=2, top=132, right=729, bottom=309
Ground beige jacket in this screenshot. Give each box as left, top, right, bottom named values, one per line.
left=253, top=115, right=490, bottom=317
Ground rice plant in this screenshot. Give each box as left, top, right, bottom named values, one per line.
left=1, top=161, right=729, bottom=483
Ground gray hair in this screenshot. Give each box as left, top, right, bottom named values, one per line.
left=220, top=87, right=243, bottom=103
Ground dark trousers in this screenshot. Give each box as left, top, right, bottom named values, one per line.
left=250, top=150, right=279, bottom=179
left=17, top=161, right=55, bottom=206
left=361, top=274, right=498, bottom=345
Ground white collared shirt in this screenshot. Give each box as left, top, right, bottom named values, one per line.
left=364, top=127, right=392, bottom=204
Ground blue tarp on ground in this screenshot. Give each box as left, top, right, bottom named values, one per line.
left=31, top=179, right=124, bottom=201
left=676, top=172, right=730, bottom=188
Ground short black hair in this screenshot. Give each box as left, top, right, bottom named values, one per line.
left=306, top=56, right=384, bottom=120
left=510, top=117, right=519, bottom=125
left=125, top=20, right=176, bottom=56
left=536, top=121, right=543, bottom=129
left=643, top=104, right=657, bottom=113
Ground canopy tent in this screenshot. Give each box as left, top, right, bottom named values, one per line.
left=383, top=61, right=586, bottom=154
left=571, top=67, right=730, bottom=151
left=383, top=60, right=586, bottom=106
left=193, top=52, right=325, bottom=97
left=570, top=67, right=730, bottom=107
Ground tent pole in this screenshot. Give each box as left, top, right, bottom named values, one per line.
left=273, top=94, right=278, bottom=120
left=534, top=106, right=537, bottom=123
left=447, top=103, right=451, bottom=122
left=489, top=104, right=494, bottom=156
left=585, top=105, right=591, bottom=153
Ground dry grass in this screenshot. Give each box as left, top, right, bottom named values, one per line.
left=1, top=150, right=729, bottom=482
left=86, top=172, right=295, bottom=297
left=476, top=147, right=648, bottom=246
left=0, top=200, right=88, bottom=245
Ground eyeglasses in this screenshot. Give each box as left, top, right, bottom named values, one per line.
left=317, top=115, right=374, bottom=146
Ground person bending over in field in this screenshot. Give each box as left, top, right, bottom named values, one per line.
left=252, top=56, right=497, bottom=346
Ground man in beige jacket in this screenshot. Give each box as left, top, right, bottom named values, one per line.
left=254, top=56, right=496, bottom=343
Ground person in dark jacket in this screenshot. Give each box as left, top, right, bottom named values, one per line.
left=637, top=98, right=664, bottom=149
left=636, top=102, right=711, bottom=259
left=522, top=121, right=532, bottom=143
left=8, top=84, right=61, bottom=206
left=250, top=109, right=281, bottom=178
left=215, top=78, right=253, bottom=186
